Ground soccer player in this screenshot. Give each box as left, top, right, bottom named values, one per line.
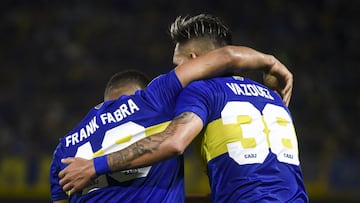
left=51, top=70, right=151, bottom=203
left=59, top=14, right=308, bottom=202
left=51, top=44, right=293, bottom=202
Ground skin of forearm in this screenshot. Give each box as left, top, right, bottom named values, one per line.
left=107, top=118, right=180, bottom=172
left=107, top=131, right=176, bottom=172
left=226, top=46, right=273, bottom=72
left=106, top=112, right=201, bottom=172
left=176, top=46, right=275, bottom=88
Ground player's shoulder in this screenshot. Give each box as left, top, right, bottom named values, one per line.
left=144, top=70, right=181, bottom=95
left=221, top=76, right=272, bottom=90
left=206, top=75, right=246, bottom=83
left=147, top=70, right=178, bottom=87
left=195, top=75, right=245, bottom=87
left=220, top=75, right=258, bottom=84
left=143, top=70, right=182, bottom=107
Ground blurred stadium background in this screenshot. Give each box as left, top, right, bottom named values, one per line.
left=0, top=0, right=359, bottom=202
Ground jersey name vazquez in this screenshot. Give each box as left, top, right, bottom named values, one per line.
left=65, top=99, right=140, bottom=147
left=226, top=82, right=274, bottom=100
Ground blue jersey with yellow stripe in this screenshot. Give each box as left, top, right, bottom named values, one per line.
left=50, top=70, right=185, bottom=203
left=175, top=76, right=308, bottom=202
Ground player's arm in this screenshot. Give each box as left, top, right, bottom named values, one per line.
left=107, top=112, right=202, bottom=168
left=59, top=112, right=202, bottom=194
left=175, top=45, right=292, bottom=105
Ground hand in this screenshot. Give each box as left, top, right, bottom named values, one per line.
left=224, top=46, right=293, bottom=105
left=264, top=57, right=293, bottom=106
left=58, top=157, right=97, bottom=194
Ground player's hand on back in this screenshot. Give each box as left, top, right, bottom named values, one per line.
left=58, top=157, right=97, bottom=194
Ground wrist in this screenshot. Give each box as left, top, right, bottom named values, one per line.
left=266, top=55, right=277, bottom=73
left=93, top=155, right=111, bottom=175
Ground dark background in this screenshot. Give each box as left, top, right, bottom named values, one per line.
left=0, top=0, right=359, bottom=202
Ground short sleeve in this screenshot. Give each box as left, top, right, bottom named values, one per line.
left=175, top=80, right=218, bottom=125
left=142, top=70, right=183, bottom=112
left=49, top=143, right=68, bottom=201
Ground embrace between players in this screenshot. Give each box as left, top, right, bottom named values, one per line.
left=50, top=14, right=308, bottom=203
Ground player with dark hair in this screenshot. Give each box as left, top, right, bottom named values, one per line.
left=51, top=43, right=293, bottom=202
left=51, top=70, right=151, bottom=203
left=170, top=14, right=290, bottom=104
left=58, top=14, right=305, bottom=202
left=166, top=15, right=308, bottom=202
left=103, top=70, right=150, bottom=101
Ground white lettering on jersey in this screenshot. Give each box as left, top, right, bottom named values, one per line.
left=65, top=117, right=99, bottom=147
left=100, top=99, right=140, bottom=125
left=64, top=99, right=140, bottom=147
left=226, top=83, right=274, bottom=100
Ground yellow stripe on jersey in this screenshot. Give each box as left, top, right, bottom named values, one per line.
left=93, top=149, right=105, bottom=158
left=200, top=116, right=256, bottom=163
left=282, top=138, right=293, bottom=149
left=276, top=117, right=289, bottom=126
left=261, top=117, right=271, bottom=148
left=145, top=121, right=171, bottom=136
left=196, top=102, right=300, bottom=167
left=276, top=117, right=293, bottom=149
left=93, top=134, right=133, bottom=158
left=115, top=135, right=132, bottom=144
left=91, top=121, right=171, bottom=159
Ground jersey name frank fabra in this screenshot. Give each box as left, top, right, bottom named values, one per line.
left=65, top=99, right=140, bottom=147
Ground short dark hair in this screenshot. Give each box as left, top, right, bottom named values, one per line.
left=170, top=14, right=232, bottom=46
left=104, top=70, right=150, bottom=96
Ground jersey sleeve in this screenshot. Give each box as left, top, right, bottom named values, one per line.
left=50, top=143, right=68, bottom=201
left=143, top=70, right=183, bottom=112
left=175, top=80, right=221, bottom=125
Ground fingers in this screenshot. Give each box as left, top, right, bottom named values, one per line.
left=61, top=157, right=74, bottom=164
left=69, top=188, right=76, bottom=196
left=282, top=72, right=293, bottom=106
left=59, top=169, right=71, bottom=187
left=281, top=88, right=291, bottom=106
left=62, top=181, right=72, bottom=191
left=63, top=182, right=81, bottom=195
left=58, top=158, right=74, bottom=179
left=58, top=157, right=89, bottom=195
left=271, top=58, right=293, bottom=107
left=59, top=174, right=84, bottom=194
left=58, top=166, right=69, bottom=179
left=278, top=78, right=291, bottom=106
left=58, top=169, right=65, bottom=179
left=58, top=158, right=74, bottom=187
left=59, top=175, right=75, bottom=194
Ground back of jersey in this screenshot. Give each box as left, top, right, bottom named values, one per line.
left=50, top=71, right=185, bottom=203
left=175, top=76, right=308, bottom=203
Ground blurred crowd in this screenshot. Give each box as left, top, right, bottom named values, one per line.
left=0, top=0, right=359, bottom=200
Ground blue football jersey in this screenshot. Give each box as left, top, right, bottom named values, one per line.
left=50, top=70, right=185, bottom=203
left=175, top=76, right=308, bottom=202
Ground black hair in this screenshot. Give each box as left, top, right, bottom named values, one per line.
left=104, top=70, right=150, bottom=96
left=170, top=14, right=232, bottom=46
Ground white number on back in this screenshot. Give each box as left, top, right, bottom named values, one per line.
left=222, top=102, right=299, bottom=165
left=75, top=121, right=151, bottom=182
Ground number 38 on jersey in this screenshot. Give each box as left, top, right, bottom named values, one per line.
left=222, top=101, right=300, bottom=166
